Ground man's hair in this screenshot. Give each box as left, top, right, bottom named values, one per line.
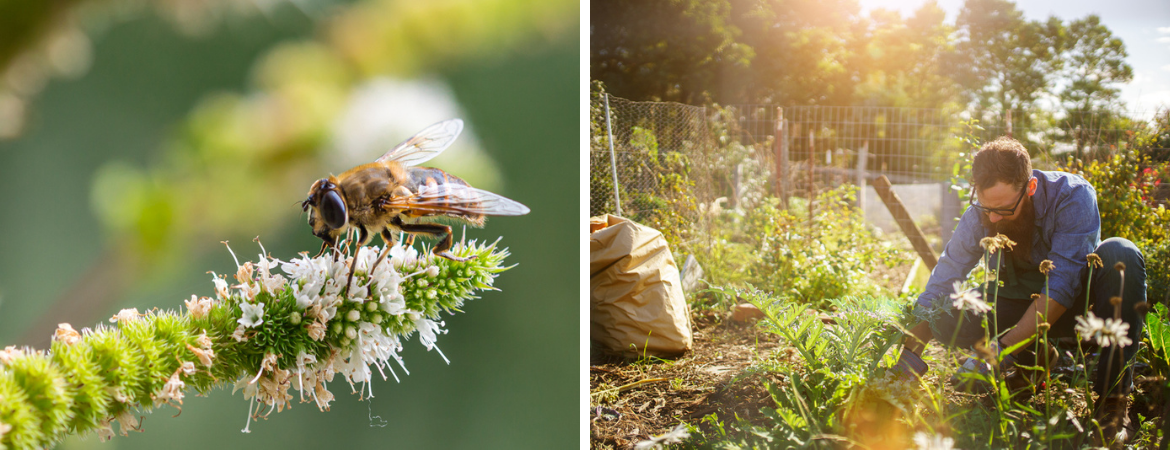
left=971, top=136, right=1032, bottom=191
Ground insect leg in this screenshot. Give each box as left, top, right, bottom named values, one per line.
left=368, top=229, right=397, bottom=276
left=397, top=223, right=476, bottom=262
left=346, top=227, right=374, bottom=292
left=347, top=246, right=362, bottom=294
left=313, top=241, right=329, bottom=258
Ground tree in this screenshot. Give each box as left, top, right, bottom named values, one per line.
left=949, top=0, right=1065, bottom=148
left=590, top=0, right=754, bottom=104
left=1057, top=14, right=1134, bottom=158
left=853, top=2, right=960, bottom=109
left=730, top=0, right=864, bottom=106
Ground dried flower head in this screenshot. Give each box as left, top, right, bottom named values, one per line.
left=109, top=308, right=140, bottom=324
left=0, top=346, right=24, bottom=365
left=1031, top=293, right=1042, bottom=301
left=187, top=344, right=215, bottom=367
left=1039, top=259, right=1055, bottom=275
left=995, top=234, right=1016, bottom=251
left=979, top=237, right=998, bottom=252
left=184, top=295, right=214, bottom=320
left=1135, top=302, right=1149, bottom=315
left=195, top=332, right=212, bottom=349
left=1086, top=253, right=1103, bottom=269
left=53, top=323, right=81, bottom=345
left=154, top=372, right=186, bottom=407
left=1110, top=296, right=1123, bottom=307
left=1037, top=322, right=1051, bottom=333
left=974, top=339, right=998, bottom=366
left=1114, top=261, right=1125, bottom=272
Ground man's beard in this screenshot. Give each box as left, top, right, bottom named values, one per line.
left=980, top=196, right=1035, bottom=262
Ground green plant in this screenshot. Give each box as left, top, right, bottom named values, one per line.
left=0, top=239, right=512, bottom=448
left=692, top=291, right=906, bottom=447
left=1061, top=153, right=1170, bottom=244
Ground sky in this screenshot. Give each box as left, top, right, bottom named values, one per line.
left=858, top=0, right=1170, bottom=118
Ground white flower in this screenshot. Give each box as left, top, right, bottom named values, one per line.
left=1075, top=311, right=1132, bottom=348
left=239, top=302, right=266, bottom=328
left=260, top=272, right=287, bottom=294
left=415, top=317, right=447, bottom=351
left=380, top=294, right=407, bottom=316
left=212, top=273, right=231, bottom=299
left=426, top=265, right=440, bottom=278
left=291, top=282, right=319, bottom=311
left=235, top=281, right=261, bottom=301
left=232, top=375, right=258, bottom=400
left=950, top=281, right=991, bottom=313
left=913, top=432, right=955, bottom=450
left=389, top=244, right=419, bottom=269
left=634, top=424, right=691, bottom=450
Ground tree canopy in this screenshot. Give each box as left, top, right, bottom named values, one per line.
left=592, top=0, right=1138, bottom=121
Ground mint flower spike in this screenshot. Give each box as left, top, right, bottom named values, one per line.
left=0, top=237, right=512, bottom=449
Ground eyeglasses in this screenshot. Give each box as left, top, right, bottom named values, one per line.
left=968, top=178, right=1032, bottom=216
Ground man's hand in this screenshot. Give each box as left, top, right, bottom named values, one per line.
left=892, top=350, right=928, bottom=381
left=892, top=321, right=935, bottom=381
left=999, top=293, right=1067, bottom=356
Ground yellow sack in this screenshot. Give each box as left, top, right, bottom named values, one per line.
left=590, top=215, right=692, bottom=357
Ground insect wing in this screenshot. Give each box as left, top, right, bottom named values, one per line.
left=374, top=119, right=464, bottom=166
left=390, top=184, right=530, bottom=217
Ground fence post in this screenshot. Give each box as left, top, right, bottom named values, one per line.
left=1005, top=109, right=1013, bottom=139
left=774, top=107, right=785, bottom=203
left=857, top=142, right=867, bottom=222
left=603, top=93, right=622, bottom=217
left=808, top=130, right=815, bottom=237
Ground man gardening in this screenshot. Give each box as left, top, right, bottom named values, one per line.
left=892, top=137, right=1146, bottom=447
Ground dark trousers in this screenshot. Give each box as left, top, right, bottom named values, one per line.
left=929, top=237, right=1146, bottom=395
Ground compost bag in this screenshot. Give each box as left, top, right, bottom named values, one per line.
left=590, top=214, right=692, bottom=357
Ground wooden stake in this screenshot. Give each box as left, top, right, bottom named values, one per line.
left=872, top=175, right=938, bottom=270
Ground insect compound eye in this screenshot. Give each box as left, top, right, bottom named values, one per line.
left=320, top=190, right=347, bottom=229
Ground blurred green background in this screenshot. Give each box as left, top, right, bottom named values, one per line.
left=0, top=0, right=578, bottom=448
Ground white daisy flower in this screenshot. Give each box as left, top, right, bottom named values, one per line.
left=1075, top=311, right=1132, bottom=348
left=950, top=281, right=991, bottom=313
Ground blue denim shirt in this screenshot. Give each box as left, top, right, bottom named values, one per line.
left=916, top=169, right=1100, bottom=310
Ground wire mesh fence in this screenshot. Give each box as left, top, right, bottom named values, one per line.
left=590, top=94, right=1170, bottom=240
left=588, top=94, right=713, bottom=225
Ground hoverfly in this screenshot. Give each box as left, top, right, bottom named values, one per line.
left=301, top=119, right=529, bottom=281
